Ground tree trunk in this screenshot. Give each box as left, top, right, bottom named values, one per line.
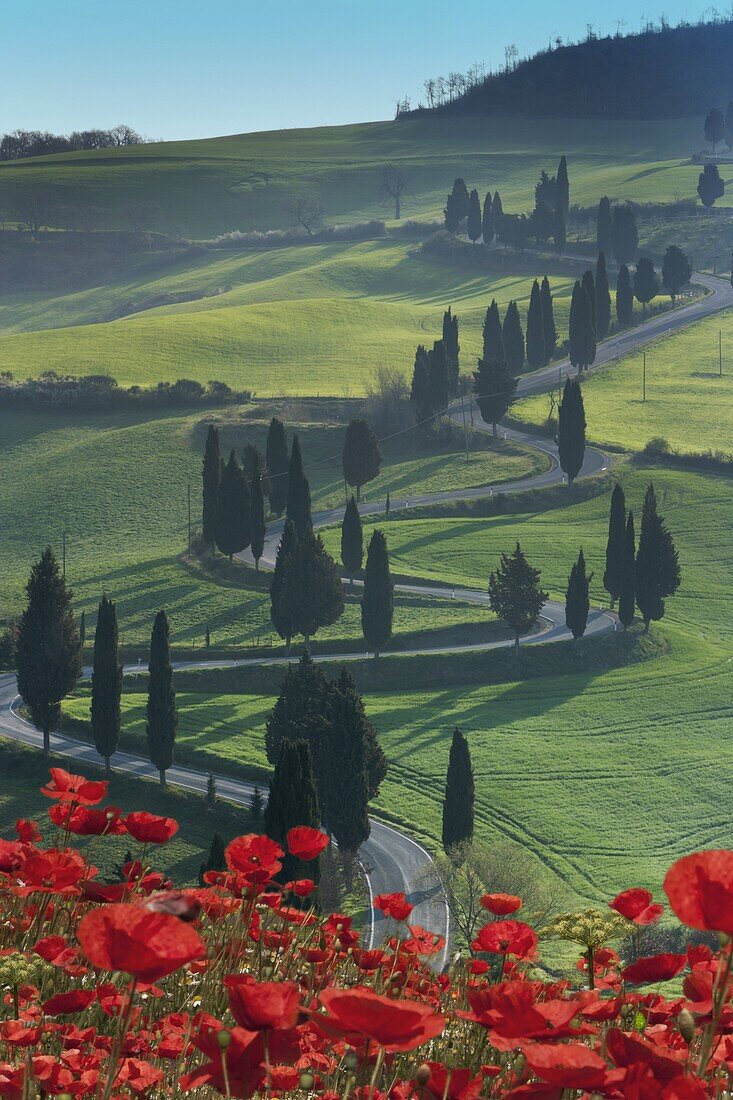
left=43, top=727, right=50, bottom=758
left=395, top=195, right=400, bottom=220
left=609, top=596, right=616, bottom=610
left=373, top=647, right=380, bottom=659
left=492, top=421, right=497, bottom=440
left=255, top=558, right=259, bottom=571
left=356, top=485, right=361, bottom=502
left=514, top=633, right=520, bottom=654
left=304, top=633, right=311, bottom=654
left=105, top=755, right=111, bottom=778
left=286, top=634, right=292, bottom=655
left=349, top=575, right=354, bottom=592
left=159, top=768, right=166, bottom=787
left=644, top=618, right=650, bottom=634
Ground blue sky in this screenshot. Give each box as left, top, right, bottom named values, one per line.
left=3, top=0, right=703, bottom=140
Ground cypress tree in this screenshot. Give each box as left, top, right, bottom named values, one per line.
left=568, top=281, right=596, bottom=373
left=361, top=530, right=393, bottom=658
left=596, top=196, right=613, bottom=256
left=329, top=667, right=387, bottom=800
left=249, top=465, right=266, bottom=569
left=488, top=542, right=548, bottom=653
left=618, top=511, right=636, bottom=631
left=633, top=256, right=659, bottom=312
left=79, top=610, right=86, bottom=649
left=531, top=199, right=554, bottom=243
left=558, top=377, right=586, bottom=484
left=264, top=651, right=329, bottom=768
left=565, top=549, right=594, bottom=641
left=552, top=203, right=566, bottom=254
left=91, top=594, right=122, bottom=776
left=441, top=727, right=474, bottom=858
left=473, top=358, right=517, bottom=438
left=264, top=739, right=321, bottom=885
left=215, top=450, right=251, bottom=561
left=635, top=483, right=681, bottom=632
left=249, top=785, right=264, bottom=821
left=466, top=188, right=482, bottom=243
left=481, top=191, right=494, bottom=245
left=616, top=264, right=634, bottom=325
left=146, top=610, right=177, bottom=787
left=662, top=245, right=692, bottom=300
left=410, top=344, right=433, bottom=424
left=428, top=339, right=450, bottom=414
left=285, top=434, right=312, bottom=539
left=270, top=520, right=298, bottom=652
left=582, top=268, right=596, bottom=333
left=443, top=178, right=469, bottom=233
left=491, top=191, right=503, bottom=219
left=442, top=307, right=460, bottom=397
left=557, top=155, right=570, bottom=213
left=526, top=279, right=546, bottom=369
left=611, top=205, right=638, bottom=265
left=201, top=425, right=221, bottom=546
left=341, top=496, right=363, bottom=590
left=704, top=107, right=725, bottom=152
left=603, top=482, right=627, bottom=609
left=265, top=417, right=289, bottom=516
left=199, top=832, right=225, bottom=884
left=540, top=277, right=557, bottom=358
left=206, top=770, right=217, bottom=809
left=595, top=251, right=611, bottom=339
left=342, top=419, right=382, bottom=501
left=502, top=301, right=525, bottom=373
left=241, top=442, right=262, bottom=488
left=697, top=163, right=725, bottom=208
left=291, top=533, right=345, bottom=649
left=482, top=299, right=505, bottom=363
left=321, top=667, right=375, bottom=866
left=16, top=548, right=82, bottom=758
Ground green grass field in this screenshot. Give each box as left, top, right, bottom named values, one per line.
left=0, top=116, right=716, bottom=239
left=514, top=309, right=733, bottom=454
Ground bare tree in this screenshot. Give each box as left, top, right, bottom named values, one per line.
left=379, top=165, right=408, bottom=220
left=431, top=840, right=566, bottom=952
left=12, top=188, right=56, bottom=242
left=504, top=44, right=519, bottom=72
left=363, top=366, right=411, bottom=433
left=284, top=196, right=324, bottom=236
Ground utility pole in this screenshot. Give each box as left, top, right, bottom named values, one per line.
left=187, top=483, right=192, bottom=556
left=460, top=396, right=469, bottom=462
left=642, top=351, right=646, bottom=403
left=720, top=329, right=723, bottom=377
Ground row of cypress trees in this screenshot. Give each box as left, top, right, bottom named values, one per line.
left=481, top=278, right=558, bottom=374
left=603, top=482, right=681, bottom=630
left=201, top=425, right=266, bottom=566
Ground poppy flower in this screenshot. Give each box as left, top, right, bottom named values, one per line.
left=622, top=953, right=687, bottom=985
left=472, top=919, right=538, bottom=960
left=42, top=989, right=97, bottom=1016
left=124, top=812, right=179, bottom=844
left=225, top=834, right=283, bottom=881
left=16, top=847, right=88, bottom=894
left=0, top=838, right=23, bottom=873
left=413, top=1063, right=483, bottom=1100
left=15, top=819, right=40, bottom=843
left=664, top=850, right=733, bottom=935
left=49, top=804, right=127, bottom=836
left=480, top=892, right=522, bottom=915
left=41, top=768, right=108, bottom=806
left=605, top=1028, right=685, bottom=1084
left=77, top=903, right=205, bottom=981
left=286, top=826, right=329, bottom=861
left=316, top=987, right=445, bottom=1051
left=609, top=887, right=664, bottom=925
left=523, top=1043, right=607, bottom=1090
left=144, top=891, right=202, bottom=922
left=224, top=977, right=301, bottom=1030
left=116, top=1058, right=165, bottom=1095
left=375, top=892, right=414, bottom=922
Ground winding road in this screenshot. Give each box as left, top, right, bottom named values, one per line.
left=2, top=271, right=731, bottom=969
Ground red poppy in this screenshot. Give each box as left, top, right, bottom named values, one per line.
left=116, top=1058, right=164, bottom=1095
left=288, top=878, right=316, bottom=897
left=316, top=987, right=445, bottom=1051
left=144, top=891, right=202, bottom=922
left=225, top=834, right=283, bottom=882
left=49, top=803, right=127, bottom=836
left=42, top=989, right=97, bottom=1016
left=472, top=920, right=538, bottom=960
left=124, top=811, right=179, bottom=844
left=15, top=819, right=40, bottom=843
left=77, top=903, right=205, bottom=981
left=605, top=1028, right=685, bottom=1084
left=609, top=887, right=664, bottom=925
left=413, top=1062, right=483, bottom=1100
left=523, top=1043, right=607, bottom=1090
left=0, top=839, right=23, bottom=872
left=480, top=892, right=522, bottom=915
left=375, top=892, right=414, bottom=922
left=664, top=850, right=733, bottom=934
left=41, top=768, right=108, bottom=806
left=287, top=826, right=329, bottom=861
left=16, top=847, right=88, bottom=894
left=0, top=1063, right=24, bottom=1100
left=465, top=982, right=581, bottom=1041
left=622, top=953, right=687, bottom=985
left=224, top=976, right=301, bottom=1030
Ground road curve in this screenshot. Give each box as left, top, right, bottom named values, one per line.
left=1, top=273, right=729, bottom=968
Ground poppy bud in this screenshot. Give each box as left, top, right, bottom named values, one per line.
left=678, top=1008, right=696, bottom=1044
left=514, top=1053, right=526, bottom=1076
left=344, top=1051, right=359, bottom=1070
left=58, top=1094, right=73, bottom=1100
left=216, top=1029, right=232, bottom=1050
left=720, top=933, right=731, bottom=947
left=300, top=1072, right=315, bottom=1090
left=414, top=1065, right=431, bottom=1087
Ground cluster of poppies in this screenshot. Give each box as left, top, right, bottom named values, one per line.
left=1, top=768, right=733, bottom=1097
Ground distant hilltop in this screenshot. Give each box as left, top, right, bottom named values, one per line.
left=402, top=18, right=733, bottom=121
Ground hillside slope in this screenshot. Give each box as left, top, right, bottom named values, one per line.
left=416, top=20, right=733, bottom=120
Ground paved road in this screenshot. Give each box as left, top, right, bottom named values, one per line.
left=3, top=272, right=729, bottom=968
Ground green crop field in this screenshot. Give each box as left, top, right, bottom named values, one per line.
left=0, top=115, right=718, bottom=240
left=514, top=310, right=733, bottom=454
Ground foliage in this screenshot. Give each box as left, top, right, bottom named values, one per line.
left=487, top=542, right=548, bottom=650
left=90, top=594, right=122, bottom=775
left=145, top=609, right=178, bottom=785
